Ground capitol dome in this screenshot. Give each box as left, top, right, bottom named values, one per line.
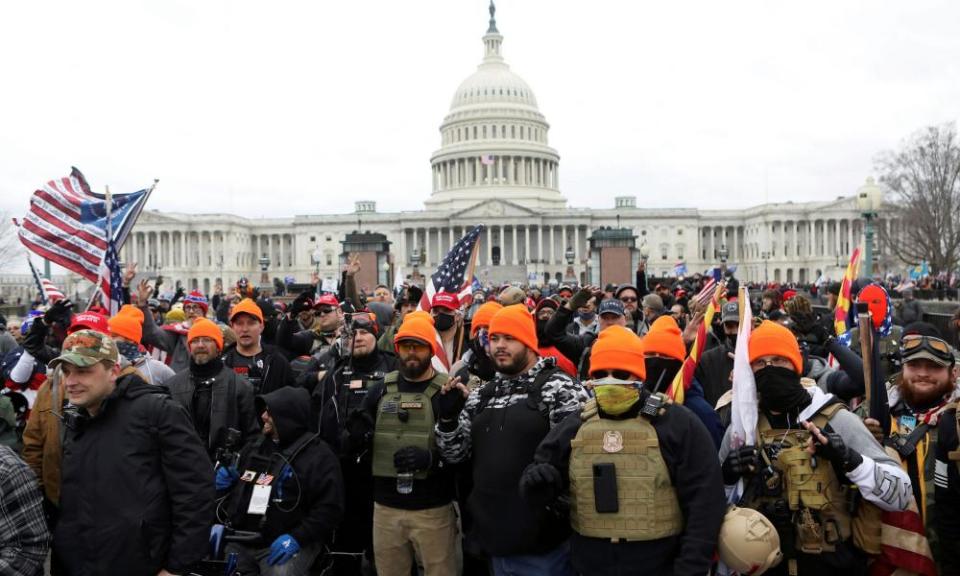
left=425, top=2, right=566, bottom=212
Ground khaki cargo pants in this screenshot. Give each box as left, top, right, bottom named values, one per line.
left=373, top=502, right=459, bottom=576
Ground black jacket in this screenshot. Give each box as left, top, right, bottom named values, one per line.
left=221, top=343, right=294, bottom=396
left=533, top=399, right=725, bottom=576
left=226, top=387, right=344, bottom=548
left=165, top=363, right=259, bottom=457
left=543, top=306, right=598, bottom=376
left=54, top=373, right=214, bottom=576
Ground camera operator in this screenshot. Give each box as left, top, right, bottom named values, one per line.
left=217, top=386, right=344, bottom=575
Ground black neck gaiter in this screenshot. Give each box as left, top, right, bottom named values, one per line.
left=755, top=365, right=810, bottom=414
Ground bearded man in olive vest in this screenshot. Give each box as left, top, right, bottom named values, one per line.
left=346, top=313, right=458, bottom=576
left=519, top=325, right=725, bottom=576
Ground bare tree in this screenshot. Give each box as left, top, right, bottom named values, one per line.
left=876, top=123, right=960, bottom=276
left=0, top=211, right=25, bottom=271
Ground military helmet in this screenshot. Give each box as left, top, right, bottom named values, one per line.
left=718, top=506, right=782, bottom=575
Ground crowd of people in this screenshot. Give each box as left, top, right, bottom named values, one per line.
left=0, top=257, right=959, bottom=576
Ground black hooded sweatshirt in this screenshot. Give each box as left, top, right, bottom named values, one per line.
left=226, top=387, right=344, bottom=548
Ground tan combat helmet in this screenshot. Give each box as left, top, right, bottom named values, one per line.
left=718, top=506, right=783, bottom=575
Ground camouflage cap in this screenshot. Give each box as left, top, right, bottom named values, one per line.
left=48, top=329, right=119, bottom=369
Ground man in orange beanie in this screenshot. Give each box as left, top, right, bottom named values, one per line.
left=436, top=304, right=588, bottom=575
left=520, top=325, right=724, bottom=576
left=165, top=317, right=259, bottom=460
left=108, top=309, right=175, bottom=386
left=719, top=320, right=912, bottom=574
left=452, top=300, right=503, bottom=383
left=343, top=312, right=459, bottom=576
left=222, top=298, right=293, bottom=395
left=641, top=316, right=723, bottom=447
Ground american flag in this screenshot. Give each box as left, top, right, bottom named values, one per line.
left=693, top=277, right=717, bottom=306
left=418, top=225, right=484, bottom=371
left=26, top=257, right=64, bottom=304
left=480, top=155, right=495, bottom=166
left=99, top=237, right=124, bottom=316
left=17, top=167, right=151, bottom=284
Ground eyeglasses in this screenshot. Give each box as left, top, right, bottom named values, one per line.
left=190, top=336, right=218, bottom=346
left=184, top=304, right=202, bottom=312
left=750, top=357, right=795, bottom=371
left=619, top=297, right=638, bottom=303
left=590, top=369, right=641, bottom=381
left=901, top=334, right=953, bottom=362
left=316, top=307, right=336, bottom=315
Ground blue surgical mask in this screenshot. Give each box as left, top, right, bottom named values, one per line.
left=578, top=311, right=596, bottom=323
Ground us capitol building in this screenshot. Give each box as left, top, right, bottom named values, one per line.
left=121, top=4, right=902, bottom=295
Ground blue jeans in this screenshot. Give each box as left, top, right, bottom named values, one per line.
left=491, top=540, right=574, bottom=576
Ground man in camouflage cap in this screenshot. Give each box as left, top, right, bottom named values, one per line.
left=50, top=329, right=215, bottom=576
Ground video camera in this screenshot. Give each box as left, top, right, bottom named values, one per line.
left=214, top=428, right=242, bottom=471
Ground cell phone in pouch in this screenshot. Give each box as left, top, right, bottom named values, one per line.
left=593, top=462, right=619, bottom=513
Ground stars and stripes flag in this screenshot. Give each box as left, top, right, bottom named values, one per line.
left=17, top=167, right=152, bottom=285
left=693, top=277, right=717, bottom=307
left=672, top=261, right=687, bottom=277
left=418, top=224, right=484, bottom=371
left=99, top=237, right=124, bottom=316
left=25, top=256, right=64, bottom=304
left=834, top=247, right=862, bottom=341
left=667, top=279, right=725, bottom=405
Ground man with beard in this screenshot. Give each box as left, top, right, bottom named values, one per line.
left=720, top=321, right=912, bottom=575
left=641, top=316, right=722, bottom=448
left=694, top=301, right=739, bottom=408
left=614, top=284, right=641, bottom=332
left=863, top=322, right=959, bottom=560
left=223, top=298, right=294, bottom=395
left=166, top=317, right=259, bottom=459
left=346, top=313, right=458, bottom=576
left=314, top=312, right=397, bottom=575
left=519, top=326, right=724, bottom=576
left=431, top=292, right=467, bottom=365
left=435, top=304, right=588, bottom=575
left=138, top=282, right=210, bottom=373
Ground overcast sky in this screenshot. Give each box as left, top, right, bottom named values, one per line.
left=2, top=0, right=959, bottom=221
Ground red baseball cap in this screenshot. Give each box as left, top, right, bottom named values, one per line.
left=68, top=312, right=110, bottom=335
left=431, top=292, right=460, bottom=311
left=314, top=293, right=340, bottom=308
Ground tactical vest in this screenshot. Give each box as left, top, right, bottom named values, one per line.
left=371, top=371, right=447, bottom=479
left=568, top=397, right=683, bottom=541
left=749, top=402, right=852, bottom=555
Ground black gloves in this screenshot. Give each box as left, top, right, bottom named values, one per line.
left=22, top=319, right=50, bottom=360
left=393, top=446, right=432, bottom=473
left=436, top=387, right=467, bottom=431
left=342, top=411, right=373, bottom=455
left=722, top=445, right=760, bottom=484
left=44, top=299, right=74, bottom=327
left=519, top=462, right=563, bottom=506
left=289, top=292, right=314, bottom=317
left=815, top=431, right=863, bottom=473
left=568, top=287, right=593, bottom=311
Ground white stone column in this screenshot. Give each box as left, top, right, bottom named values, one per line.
left=512, top=225, right=518, bottom=265
left=574, top=225, right=581, bottom=262
left=536, top=225, right=542, bottom=262
left=486, top=226, right=492, bottom=265
left=549, top=225, right=555, bottom=264
left=524, top=225, right=530, bottom=263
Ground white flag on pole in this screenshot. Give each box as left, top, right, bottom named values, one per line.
left=728, top=284, right=758, bottom=503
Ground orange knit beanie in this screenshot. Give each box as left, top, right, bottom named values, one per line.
left=642, top=316, right=686, bottom=361
left=108, top=312, right=143, bottom=344
left=187, top=317, right=224, bottom=350
left=395, top=313, right=439, bottom=356
left=230, top=298, right=264, bottom=323
left=489, top=304, right=538, bottom=352
left=749, top=320, right=803, bottom=374
left=590, top=325, right=646, bottom=380
left=470, top=301, right=503, bottom=337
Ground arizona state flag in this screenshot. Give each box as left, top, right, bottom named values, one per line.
left=666, top=280, right=724, bottom=405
